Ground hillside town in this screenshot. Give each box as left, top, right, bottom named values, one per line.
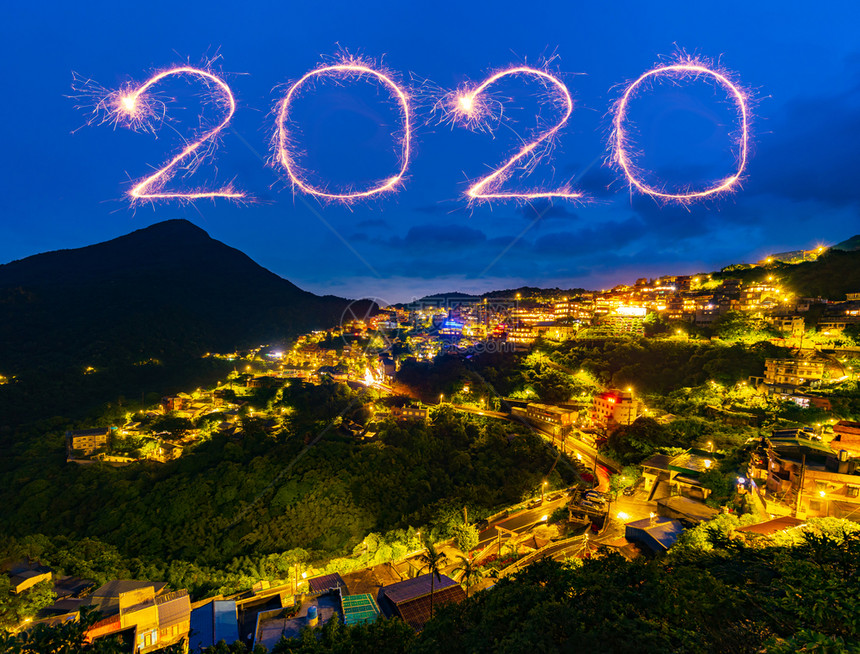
left=10, top=262, right=855, bottom=651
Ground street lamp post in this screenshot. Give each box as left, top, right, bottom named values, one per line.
left=541, top=480, right=547, bottom=504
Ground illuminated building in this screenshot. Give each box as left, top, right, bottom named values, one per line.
left=818, top=298, right=860, bottom=332
left=524, top=403, right=577, bottom=437
left=598, top=306, right=647, bottom=336
left=506, top=325, right=535, bottom=345
left=589, top=389, right=640, bottom=428
left=764, top=358, right=825, bottom=387
left=640, top=449, right=721, bottom=502
left=390, top=406, right=429, bottom=422
left=750, top=433, right=860, bottom=519
left=66, top=428, right=111, bottom=458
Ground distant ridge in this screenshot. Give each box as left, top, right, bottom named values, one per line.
left=832, top=234, right=860, bottom=252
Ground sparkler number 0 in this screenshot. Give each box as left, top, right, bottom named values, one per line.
left=97, top=56, right=750, bottom=204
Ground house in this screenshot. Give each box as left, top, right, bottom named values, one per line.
left=624, top=517, right=685, bottom=554
left=641, top=449, right=723, bottom=502
left=81, top=580, right=189, bottom=653
left=589, top=389, right=640, bottom=428
left=749, top=433, right=860, bottom=519
left=829, top=420, right=860, bottom=457
left=6, top=563, right=52, bottom=594
left=764, top=358, right=825, bottom=387
left=390, top=406, right=429, bottom=422
left=66, top=428, right=111, bottom=458
left=378, top=574, right=465, bottom=632
left=524, top=403, right=577, bottom=437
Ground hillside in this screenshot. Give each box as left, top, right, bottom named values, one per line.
left=0, top=220, right=374, bottom=427
left=715, top=245, right=860, bottom=300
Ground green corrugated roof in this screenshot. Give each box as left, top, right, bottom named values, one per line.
left=341, top=593, right=380, bottom=626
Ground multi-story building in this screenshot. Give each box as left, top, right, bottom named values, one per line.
left=524, top=403, right=577, bottom=437
left=750, top=433, right=860, bottom=520
left=818, top=301, right=860, bottom=332
left=506, top=325, right=535, bottom=346
left=764, top=358, right=825, bottom=387
left=83, top=581, right=191, bottom=653
left=66, top=428, right=111, bottom=457
left=598, top=306, right=646, bottom=336
left=390, top=406, right=428, bottom=421
left=770, top=315, right=805, bottom=335
left=589, top=389, right=640, bottom=428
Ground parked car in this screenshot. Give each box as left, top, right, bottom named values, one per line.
left=583, top=490, right=606, bottom=501
left=622, top=486, right=636, bottom=497
left=580, top=499, right=604, bottom=511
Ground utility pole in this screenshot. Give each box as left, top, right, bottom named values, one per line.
left=795, top=453, right=806, bottom=517
left=463, top=506, right=468, bottom=525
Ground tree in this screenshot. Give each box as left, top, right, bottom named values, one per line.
left=452, top=555, right=484, bottom=599
left=607, top=465, right=641, bottom=499
left=450, top=523, right=479, bottom=553
left=416, top=541, right=448, bottom=619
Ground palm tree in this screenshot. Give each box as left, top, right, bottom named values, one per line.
left=452, top=554, right=484, bottom=599
left=417, top=540, right=448, bottom=619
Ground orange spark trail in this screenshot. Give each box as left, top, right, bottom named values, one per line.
left=274, top=59, right=412, bottom=201
left=111, top=66, right=244, bottom=202
left=448, top=66, right=582, bottom=202
left=610, top=57, right=750, bottom=202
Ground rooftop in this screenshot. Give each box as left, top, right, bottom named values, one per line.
left=381, top=574, right=459, bottom=606
left=625, top=517, right=685, bottom=553
left=394, top=584, right=466, bottom=632
left=736, top=516, right=806, bottom=536
left=308, top=573, right=347, bottom=595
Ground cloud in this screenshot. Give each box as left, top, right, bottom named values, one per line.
left=384, top=223, right=488, bottom=252
left=356, top=218, right=389, bottom=229
left=533, top=216, right=647, bottom=256
left=516, top=200, right=580, bottom=221
left=745, top=75, right=860, bottom=206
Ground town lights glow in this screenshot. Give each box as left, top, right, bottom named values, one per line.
left=274, top=57, right=412, bottom=201
left=445, top=66, right=583, bottom=201
left=105, top=66, right=244, bottom=202
left=610, top=55, right=751, bottom=202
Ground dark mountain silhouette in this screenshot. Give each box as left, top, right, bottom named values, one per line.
left=0, top=219, right=374, bottom=427
left=832, top=234, right=860, bottom=252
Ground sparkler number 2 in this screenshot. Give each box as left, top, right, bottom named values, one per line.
left=108, top=67, right=244, bottom=202
left=447, top=67, right=583, bottom=201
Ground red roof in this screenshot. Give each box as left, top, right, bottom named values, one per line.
left=834, top=420, right=860, bottom=437
left=382, top=574, right=458, bottom=605
left=308, top=573, right=346, bottom=594
left=394, top=584, right=466, bottom=631
left=736, top=516, right=805, bottom=536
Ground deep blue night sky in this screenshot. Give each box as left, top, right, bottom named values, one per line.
left=3, top=1, right=860, bottom=303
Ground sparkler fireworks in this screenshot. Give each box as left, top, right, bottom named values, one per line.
left=117, top=67, right=244, bottom=202
left=274, top=58, right=412, bottom=201
left=75, top=52, right=753, bottom=207
left=447, top=66, right=582, bottom=202
left=77, top=65, right=244, bottom=203
left=610, top=56, right=750, bottom=202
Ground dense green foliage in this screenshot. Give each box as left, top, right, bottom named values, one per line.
left=415, top=529, right=860, bottom=653
left=0, top=382, right=573, bottom=598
